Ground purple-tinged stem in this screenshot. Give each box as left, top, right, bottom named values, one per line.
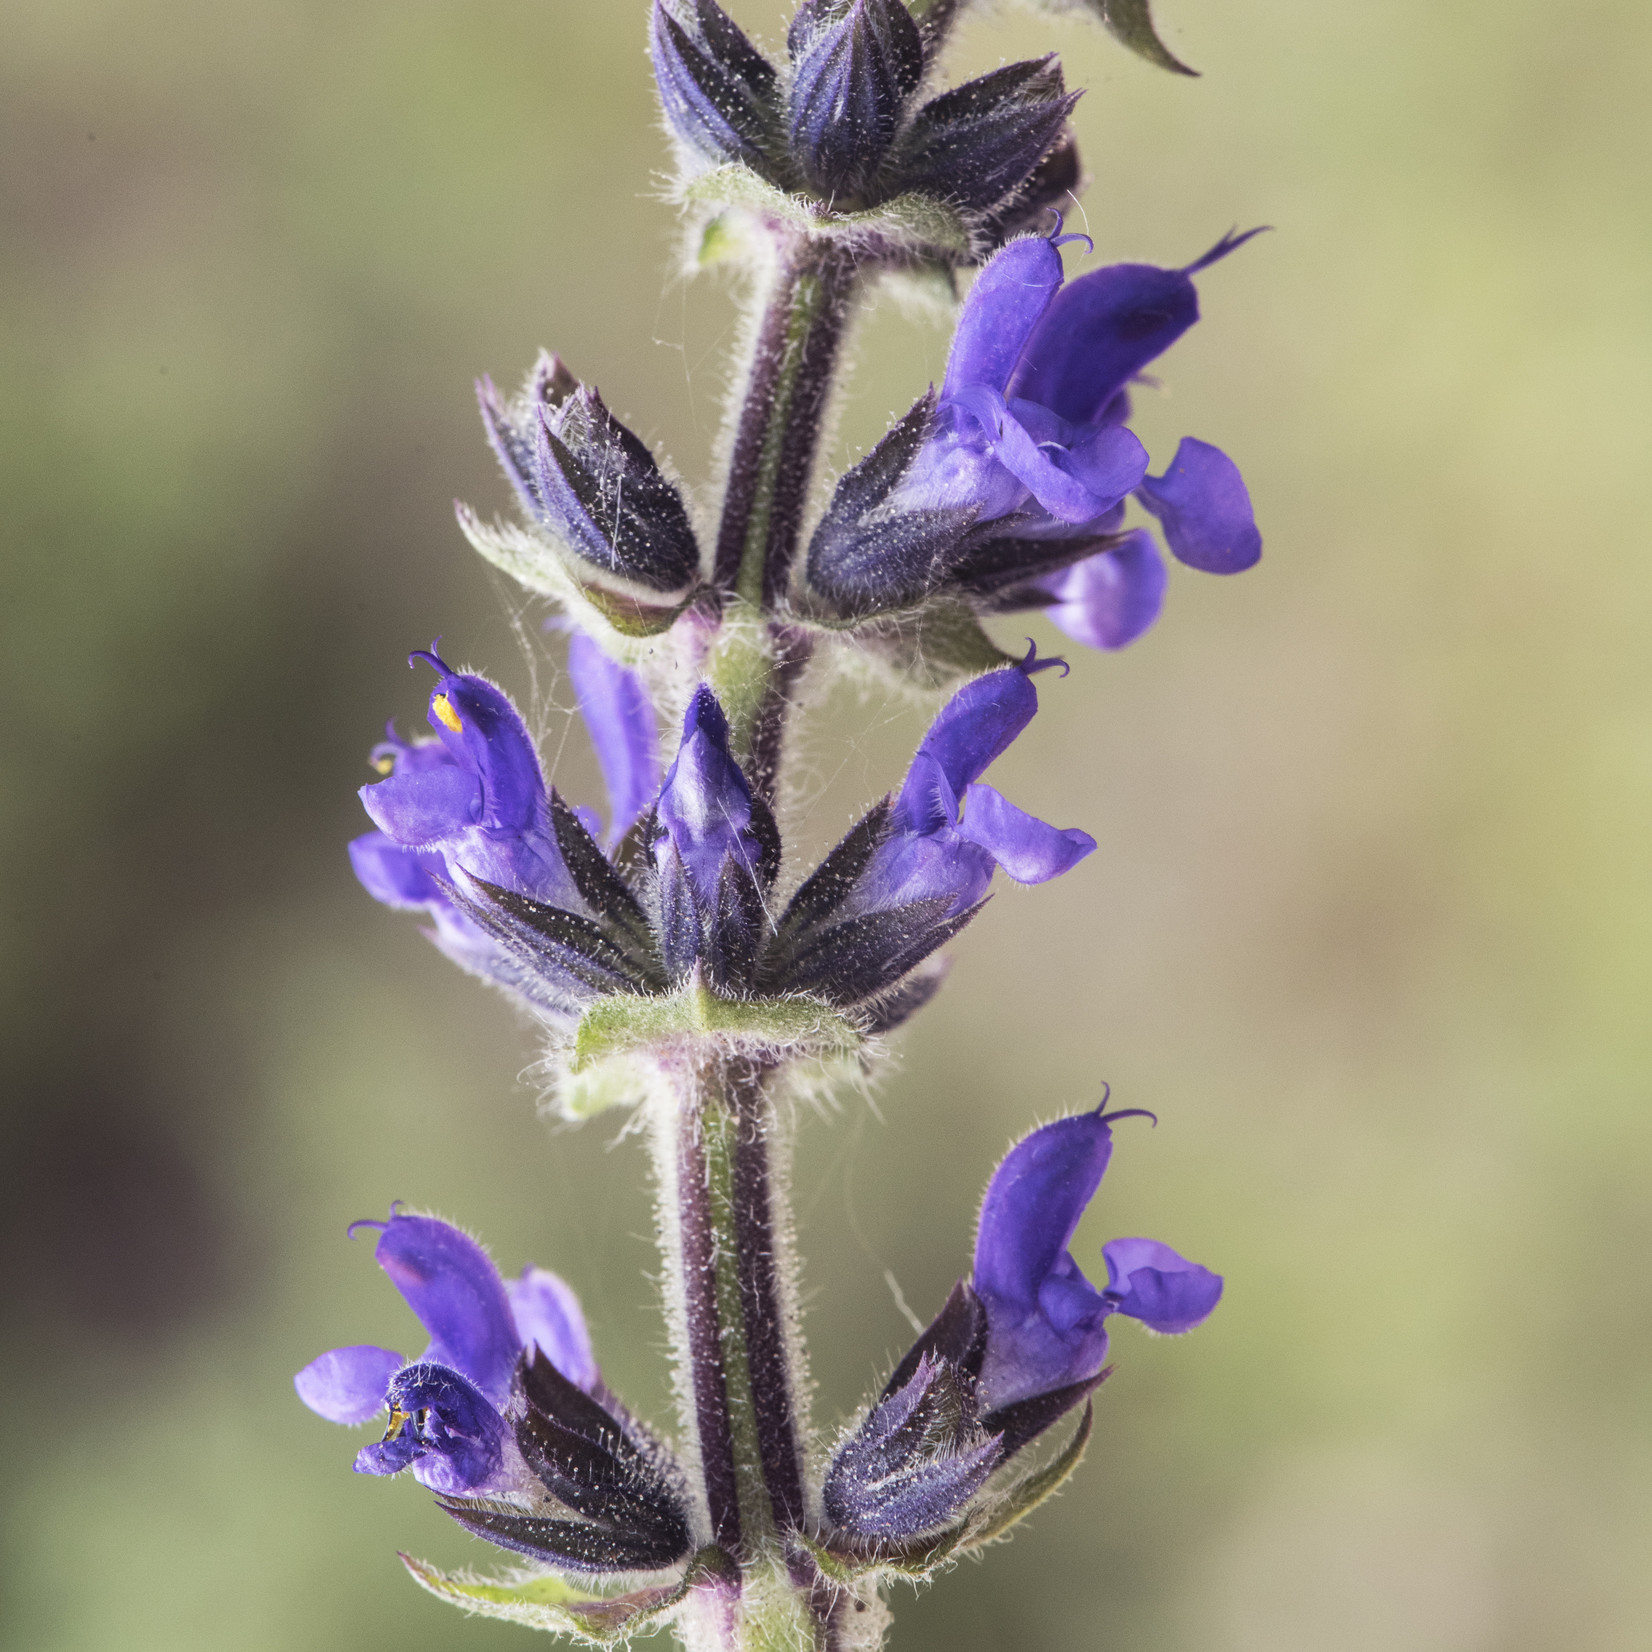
left=661, top=1052, right=807, bottom=1560
left=713, top=236, right=858, bottom=611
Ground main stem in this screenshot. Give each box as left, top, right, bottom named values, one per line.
left=666, top=232, right=872, bottom=1651
left=706, top=233, right=858, bottom=798
left=658, top=1053, right=834, bottom=1649
left=665, top=1053, right=804, bottom=1547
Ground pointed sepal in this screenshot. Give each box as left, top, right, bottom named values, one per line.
left=804, top=391, right=977, bottom=617
left=824, top=1353, right=1001, bottom=1542
left=652, top=0, right=781, bottom=172
left=507, top=1348, right=694, bottom=1567
left=893, top=57, right=1079, bottom=213
left=788, top=0, right=926, bottom=199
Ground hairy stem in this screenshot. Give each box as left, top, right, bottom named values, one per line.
left=713, top=237, right=857, bottom=609
left=706, top=236, right=857, bottom=795
left=658, top=1053, right=807, bottom=1555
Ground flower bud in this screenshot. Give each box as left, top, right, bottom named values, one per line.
left=787, top=0, right=924, bottom=199
left=893, top=56, right=1078, bottom=214
left=652, top=686, right=780, bottom=989
left=651, top=0, right=780, bottom=171
left=824, top=1353, right=1000, bottom=1541
left=479, top=361, right=701, bottom=594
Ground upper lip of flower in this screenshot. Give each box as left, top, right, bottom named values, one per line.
left=969, top=1104, right=1224, bottom=1411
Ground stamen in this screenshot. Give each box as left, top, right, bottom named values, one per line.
left=431, top=695, right=464, bottom=735
left=408, top=640, right=451, bottom=677
left=1019, top=639, right=1071, bottom=678
left=1098, top=1106, right=1159, bottom=1129
left=1183, top=224, right=1271, bottom=276
left=1045, top=209, right=1095, bottom=256
left=382, top=1406, right=412, bottom=1442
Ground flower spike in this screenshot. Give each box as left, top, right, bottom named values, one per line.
left=314, top=0, right=1255, bottom=1618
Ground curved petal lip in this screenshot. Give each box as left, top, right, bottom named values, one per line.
left=373, top=1214, right=522, bottom=1405
left=360, top=764, right=482, bottom=846
left=294, top=1345, right=404, bottom=1425
left=1136, top=437, right=1261, bottom=574
left=1041, top=531, right=1167, bottom=652
left=957, top=782, right=1095, bottom=884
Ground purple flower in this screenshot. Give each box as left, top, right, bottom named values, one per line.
left=349, top=647, right=671, bottom=1010
left=566, top=632, right=661, bottom=847
left=849, top=654, right=1095, bottom=920
left=972, top=1107, right=1222, bottom=1411
left=886, top=226, right=1263, bottom=649
left=652, top=685, right=777, bottom=987
left=350, top=646, right=576, bottom=905
left=294, top=1208, right=598, bottom=1496
left=766, top=652, right=1092, bottom=1016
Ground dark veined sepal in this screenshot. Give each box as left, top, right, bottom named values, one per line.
left=892, top=56, right=1079, bottom=214
left=882, top=1278, right=989, bottom=1395
left=547, top=791, right=661, bottom=969
left=980, top=1365, right=1112, bottom=1458
left=787, top=0, right=926, bottom=199
left=477, top=351, right=580, bottom=518
left=651, top=0, right=781, bottom=172
left=951, top=523, right=1134, bottom=601
left=509, top=1349, right=695, bottom=1565
left=454, top=876, right=664, bottom=998
left=770, top=894, right=981, bottom=1008
left=768, top=799, right=894, bottom=951
left=655, top=856, right=760, bottom=991
left=762, top=800, right=982, bottom=1009
left=804, top=391, right=977, bottom=617
left=534, top=389, right=703, bottom=594
left=878, top=1278, right=1114, bottom=1464
left=436, top=1497, right=695, bottom=1574
left=824, top=1353, right=1001, bottom=1542
left=761, top=794, right=980, bottom=1006
left=856, top=957, right=949, bottom=1034
left=975, top=132, right=1084, bottom=252
left=908, top=0, right=962, bottom=53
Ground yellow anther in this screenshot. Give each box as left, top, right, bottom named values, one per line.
left=371, top=755, right=395, bottom=775
left=382, top=1406, right=412, bottom=1442
left=431, top=694, right=463, bottom=734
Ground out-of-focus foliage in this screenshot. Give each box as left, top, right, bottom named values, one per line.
left=2, top=1, right=1649, bottom=1648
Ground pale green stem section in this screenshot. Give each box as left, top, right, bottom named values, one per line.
left=698, top=1081, right=776, bottom=1548
left=703, top=598, right=774, bottom=778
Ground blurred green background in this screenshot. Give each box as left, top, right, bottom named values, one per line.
left=4, top=0, right=1650, bottom=1647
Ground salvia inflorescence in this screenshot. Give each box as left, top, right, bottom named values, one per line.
left=297, top=2, right=1258, bottom=1646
